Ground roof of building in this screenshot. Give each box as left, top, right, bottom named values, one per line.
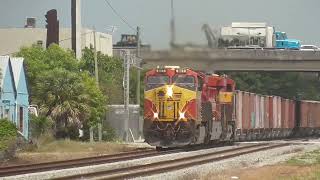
left=0, top=56, right=17, bottom=95
left=10, top=57, right=24, bottom=90
left=0, top=56, right=10, bottom=87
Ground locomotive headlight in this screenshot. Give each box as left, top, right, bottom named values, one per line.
left=179, top=111, right=185, bottom=120
left=166, top=86, right=173, bottom=98
left=153, top=112, right=159, bottom=119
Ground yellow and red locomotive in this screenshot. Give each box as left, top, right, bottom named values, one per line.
left=143, top=66, right=236, bottom=148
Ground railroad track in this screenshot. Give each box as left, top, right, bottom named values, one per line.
left=55, top=143, right=289, bottom=180
left=0, top=148, right=180, bottom=177
left=0, top=142, right=237, bottom=178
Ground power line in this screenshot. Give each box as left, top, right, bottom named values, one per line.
left=102, top=0, right=136, bottom=32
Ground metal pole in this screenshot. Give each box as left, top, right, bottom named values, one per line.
left=122, top=50, right=130, bottom=142
left=98, top=123, right=102, bottom=141
left=93, top=28, right=102, bottom=141
left=93, top=28, right=99, bottom=84
left=170, top=0, right=176, bottom=47
left=71, top=0, right=82, bottom=59
left=89, top=126, right=94, bottom=142
left=136, top=26, right=141, bottom=106
left=248, top=28, right=250, bottom=46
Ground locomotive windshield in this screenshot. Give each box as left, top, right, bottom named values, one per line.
left=173, top=75, right=196, bottom=90
left=146, top=75, right=169, bottom=90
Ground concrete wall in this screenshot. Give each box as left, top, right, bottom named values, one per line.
left=113, top=46, right=151, bottom=58
left=0, top=28, right=113, bottom=56
left=142, top=49, right=320, bottom=71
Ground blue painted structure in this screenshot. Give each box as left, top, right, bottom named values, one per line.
left=11, top=57, right=29, bottom=139
left=275, top=31, right=301, bottom=50
left=0, top=56, right=29, bottom=139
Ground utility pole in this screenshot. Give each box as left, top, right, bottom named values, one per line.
left=93, top=28, right=102, bottom=141
left=170, top=0, right=176, bottom=48
left=93, top=28, right=99, bottom=84
left=122, top=50, right=130, bottom=142
left=71, top=0, right=82, bottom=59
left=136, top=26, right=141, bottom=106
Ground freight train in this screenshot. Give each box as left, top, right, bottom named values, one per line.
left=143, top=66, right=320, bottom=148
left=233, top=92, right=317, bottom=141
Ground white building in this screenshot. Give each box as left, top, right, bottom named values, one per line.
left=0, top=27, right=113, bottom=56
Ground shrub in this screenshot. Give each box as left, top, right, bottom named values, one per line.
left=102, top=122, right=117, bottom=141
left=81, top=122, right=117, bottom=142
left=0, top=119, right=17, bottom=158
left=29, top=115, right=53, bottom=138
left=0, top=119, right=17, bottom=141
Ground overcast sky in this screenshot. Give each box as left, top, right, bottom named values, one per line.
left=0, top=0, right=319, bottom=49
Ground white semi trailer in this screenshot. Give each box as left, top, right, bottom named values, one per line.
left=220, top=22, right=275, bottom=48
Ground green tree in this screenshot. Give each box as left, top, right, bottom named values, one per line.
left=81, top=72, right=107, bottom=126
left=34, top=69, right=91, bottom=129
left=29, top=115, right=53, bottom=138
left=16, top=44, right=79, bottom=100
left=16, top=45, right=106, bottom=138
left=224, top=72, right=320, bottom=100
left=81, top=48, right=147, bottom=107
left=81, top=47, right=124, bottom=104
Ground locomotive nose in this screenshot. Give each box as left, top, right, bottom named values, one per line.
left=155, top=86, right=181, bottom=121
left=143, top=120, right=195, bottom=147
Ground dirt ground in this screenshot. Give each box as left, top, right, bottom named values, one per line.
left=203, top=148, right=320, bottom=180
left=0, top=140, right=152, bottom=167
left=207, top=164, right=320, bottom=180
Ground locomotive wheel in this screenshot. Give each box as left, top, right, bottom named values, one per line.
left=201, top=102, right=213, bottom=144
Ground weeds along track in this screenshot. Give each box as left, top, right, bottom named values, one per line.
left=0, top=148, right=178, bottom=177
left=55, top=143, right=289, bottom=180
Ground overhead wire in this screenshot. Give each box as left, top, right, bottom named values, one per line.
left=102, top=0, right=147, bottom=44
left=102, top=0, right=136, bottom=32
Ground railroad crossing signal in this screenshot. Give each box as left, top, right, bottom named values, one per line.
left=45, top=9, right=59, bottom=48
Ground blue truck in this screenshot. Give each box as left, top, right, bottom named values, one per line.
left=275, top=31, right=301, bottom=49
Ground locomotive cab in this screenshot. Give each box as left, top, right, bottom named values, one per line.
left=143, top=66, right=236, bottom=148
left=144, top=67, right=199, bottom=147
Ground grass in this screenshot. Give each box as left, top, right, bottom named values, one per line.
left=198, top=148, right=320, bottom=180
left=33, top=139, right=136, bottom=153
left=276, top=166, right=320, bottom=180
left=24, top=134, right=137, bottom=154
left=279, top=149, right=320, bottom=180
left=286, top=149, right=320, bottom=166
left=5, top=135, right=146, bottom=164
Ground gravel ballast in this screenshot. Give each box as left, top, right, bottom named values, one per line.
left=136, top=138, right=320, bottom=180
left=3, top=138, right=320, bottom=180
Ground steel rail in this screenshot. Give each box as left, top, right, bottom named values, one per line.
left=0, top=148, right=173, bottom=177
left=55, top=143, right=287, bottom=180
left=0, top=142, right=237, bottom=177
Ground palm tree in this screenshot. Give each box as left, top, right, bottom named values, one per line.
left=35, top=68, right=91, bottom=137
